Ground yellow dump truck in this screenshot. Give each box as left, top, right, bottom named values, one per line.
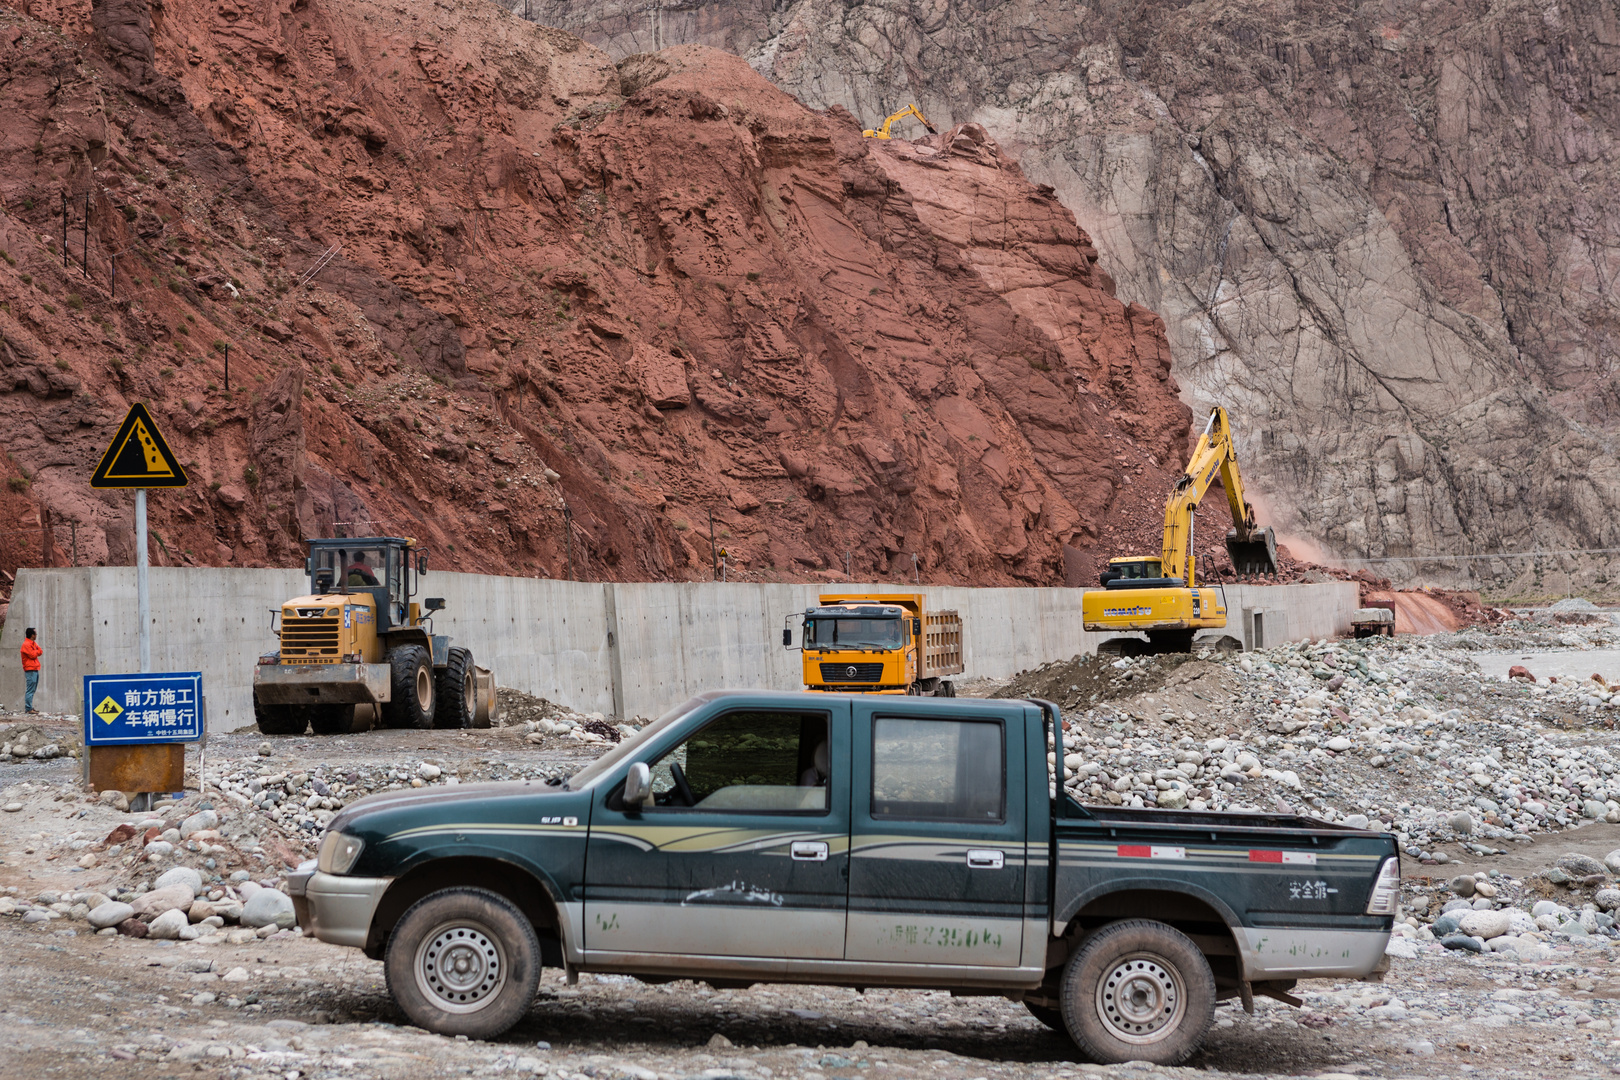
left=783, top=593, right=963, bottom=695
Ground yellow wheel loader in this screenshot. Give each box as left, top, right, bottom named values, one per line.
left=1083, top=407, right=1278, bottom=654
left=252, top=537, right=496, bottom=735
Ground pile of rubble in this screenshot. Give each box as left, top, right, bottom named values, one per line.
left=1387, top=850, right=1620, bottom=963
left=0, top=722, right=77, bottom=762
left=1011, top=615, right=1620, bottom=862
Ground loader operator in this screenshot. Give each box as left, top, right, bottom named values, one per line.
left=346, top=553, right=380, bottom=587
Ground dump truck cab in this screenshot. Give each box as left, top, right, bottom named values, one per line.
left=254, top=537, right=495, bottom=735
left=786, top=593, right=962, bottom=696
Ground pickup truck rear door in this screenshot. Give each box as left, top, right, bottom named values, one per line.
left=583, top=702, right=850, bottom=959
left=844, top=700, right=1027, bottom=967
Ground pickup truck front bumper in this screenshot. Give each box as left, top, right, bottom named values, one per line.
left=287, top=867, right=391, bottom=948
left=254, top=663, right=393, bottom=706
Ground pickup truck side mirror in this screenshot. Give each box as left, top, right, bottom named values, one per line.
left=423, top=597, right=446, bottom=612
left=623, top=762, right=651, bottom=807
left=782, top=628, right=792, bottom=647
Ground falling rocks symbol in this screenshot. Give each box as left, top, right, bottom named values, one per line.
left=90, top=403, right=188, bottom=488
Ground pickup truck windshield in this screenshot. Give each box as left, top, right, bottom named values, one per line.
left=565, top=695, right=709, bottom=790
left=805, top=616, right=903, bottom=649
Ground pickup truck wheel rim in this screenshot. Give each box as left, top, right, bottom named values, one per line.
left=416, top=921, right=506, bottom=1013
left=1096, top=954, right=1183, bottom=1044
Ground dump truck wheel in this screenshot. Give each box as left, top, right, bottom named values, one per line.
left=383, top=887, right=541, bottom=1039
left=434, top=648, right=476, bottom=729
left=382, top=645, right=435, bottom=729
left=1060, top=919, right=1215, bottom=1066
left=254, top=696, right=308, bottom=736
left=308, top=705, right=356, bottom=735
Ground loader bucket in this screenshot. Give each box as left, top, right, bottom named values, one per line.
left=1226, top=526, right=1278, bottom=577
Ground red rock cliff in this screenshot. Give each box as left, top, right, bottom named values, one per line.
left=0, top=0, right=1196, bottom=584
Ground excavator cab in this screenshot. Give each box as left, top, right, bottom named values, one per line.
left=1225, top=526, right=1279, bottom=578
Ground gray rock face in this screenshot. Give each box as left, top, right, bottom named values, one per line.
left=240, top=889, right=295, bottom=929
left=87, top=901, right=135, bottom=929
left=530, top=0, right=1620, bottom=585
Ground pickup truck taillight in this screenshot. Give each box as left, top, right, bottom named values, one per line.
left=1365, top=856, right=1400, bottom=915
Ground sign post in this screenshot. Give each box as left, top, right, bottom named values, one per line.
left=90, top=403, right=188, bottom=674
left=83, top=671, right=203, bottom=799
left=89, top=404, right=190, bottom=801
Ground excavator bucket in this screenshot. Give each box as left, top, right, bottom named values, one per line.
left=1226, top=526, right=1278, bottom=577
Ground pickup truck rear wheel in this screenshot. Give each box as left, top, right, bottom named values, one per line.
left=1060, top=919, right=1215, bottom=1066
left=384, top=887, right=540, bottom=1038
left=1024, top=1002, right=1064, bottom=1030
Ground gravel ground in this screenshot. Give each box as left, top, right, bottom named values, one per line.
left=11, top=621, right=1620, bottom=1077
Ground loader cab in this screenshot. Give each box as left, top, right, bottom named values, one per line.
left=306, top=537, right=421, bottom=632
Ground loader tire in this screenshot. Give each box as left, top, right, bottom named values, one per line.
left=254, top=696, right=308, bottom=736
left=308, top=704, right=357, bottom=735
left=434, top=647, right=476, bottom=730
left=382, top=645, right=436, bottom=729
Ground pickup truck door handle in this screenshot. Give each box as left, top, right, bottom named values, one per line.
left=966, top=849, right=1004, bottom=869
left=791, top=841, right=829, bottom=862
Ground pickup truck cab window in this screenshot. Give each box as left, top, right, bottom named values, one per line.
left=583, top=699, right=849, bottom=960
left=646, top=710, right=830, bottom=813
left=871, top=717, right=1004, bottom=822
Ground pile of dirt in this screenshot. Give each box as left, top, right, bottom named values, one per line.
left=994, top=652, right=1238, bottom=713
left=0, top=1, right=1196, bottom=587
left=493, top=687, right=568, bottom=729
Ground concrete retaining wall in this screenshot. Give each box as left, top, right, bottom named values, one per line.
left=0, top=569, right=1358, bottom=731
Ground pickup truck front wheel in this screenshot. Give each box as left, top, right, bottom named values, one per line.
left=1060, top=919, right=1215, bottom=1066
left=384, top=888, right=541, bottom=1038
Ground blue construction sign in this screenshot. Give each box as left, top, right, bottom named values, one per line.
left=83, top=672, right=203, bottom=746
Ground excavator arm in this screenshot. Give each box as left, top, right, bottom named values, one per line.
left=862, top=104, right=938, bottom=139
left=1159, top=407, right=1277, bottom=585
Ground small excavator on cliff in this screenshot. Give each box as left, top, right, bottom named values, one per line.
left=862, top=104, right=937, bottom=139
left=1083, top=407, right=1278, bottom=654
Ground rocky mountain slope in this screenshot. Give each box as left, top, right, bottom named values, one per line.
left=0, top=0, right=1232, bottom=585
left=526, top=0, right=1620, bottom=590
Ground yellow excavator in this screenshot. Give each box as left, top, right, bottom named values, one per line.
left=863, top=104, right=937, bottom=139
left=1083, top=407, right=1278, bottom=654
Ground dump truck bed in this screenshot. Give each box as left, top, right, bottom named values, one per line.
left=921, top=609, right=963, bottom=678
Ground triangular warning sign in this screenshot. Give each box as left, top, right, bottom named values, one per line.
left=94, top=696, right=124, bottom=723
left=90, top=403, right=188, bottom=489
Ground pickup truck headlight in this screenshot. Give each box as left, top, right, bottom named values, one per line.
left=317, top=830, right=365, bottom=875
left=1365, top=856, right=1401, bottom=915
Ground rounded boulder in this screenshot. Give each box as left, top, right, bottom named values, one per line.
left=87, top=901, right=135, bottom=929
left=240, top=888, right=296, bottom=929
left=155, top=866, right=203, bottom=895
left=1458, top=909, right=1512, bottom=940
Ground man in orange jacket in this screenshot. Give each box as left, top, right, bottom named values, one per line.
left=20, top=627, right=41, bottom=714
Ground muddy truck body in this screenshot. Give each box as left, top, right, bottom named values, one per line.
left=291, top=691, right=1397, bottom=1064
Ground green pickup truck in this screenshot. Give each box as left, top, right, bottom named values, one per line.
left=290, top=691, right=1399, bottom=1064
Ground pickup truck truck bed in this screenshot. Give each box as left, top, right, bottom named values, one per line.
left=291, top=690, right=1397, bottom=1065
